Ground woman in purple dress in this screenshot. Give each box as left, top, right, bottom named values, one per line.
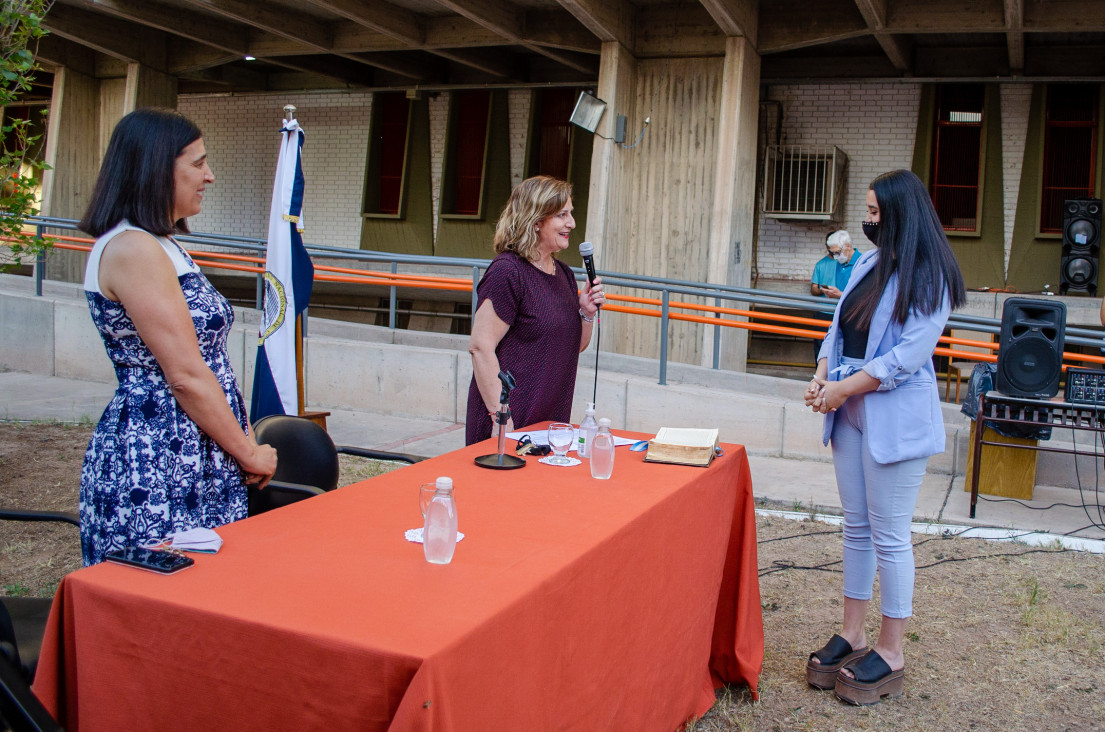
left=466, top=176, right=606, bottom=444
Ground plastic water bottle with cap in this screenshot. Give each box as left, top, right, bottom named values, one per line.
left=423, top=476, right=458, bottom=564
left=590, top=418, right=615, bottom=479
left=577, top=402, right=598, bottom=458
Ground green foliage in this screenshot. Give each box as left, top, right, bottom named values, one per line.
left=3, top=581, right=30, bottom=596
left=0, top=0, right=53, bottom=270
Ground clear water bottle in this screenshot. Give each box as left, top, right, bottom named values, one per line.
left=590, top=418, right=615, bottom=480
left=577, top=402, right=598, bottom=459
left=423, top=476, right=458, bottom=564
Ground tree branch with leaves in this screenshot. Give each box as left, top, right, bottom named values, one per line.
left=1, top=0, right=53, bottom=270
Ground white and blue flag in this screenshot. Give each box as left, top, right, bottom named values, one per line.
left=250, top=117, right=314, bottom=422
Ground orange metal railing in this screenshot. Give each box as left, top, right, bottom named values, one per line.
left=8, top=231, right=1105, bottom=369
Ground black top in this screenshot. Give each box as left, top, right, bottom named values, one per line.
left=839, top=271, right=877, bottom=359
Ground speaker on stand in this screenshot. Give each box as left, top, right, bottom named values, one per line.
left=995, top=297, right=1067, bottom=398
left=1059, top=197, right=1101, bottom=296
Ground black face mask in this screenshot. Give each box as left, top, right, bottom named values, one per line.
left=861, top=220, right=880, bottom=246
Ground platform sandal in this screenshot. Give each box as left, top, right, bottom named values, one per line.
left=834, top=649, right=905, bottom=705
left=805, top=634, right=867, bottom=690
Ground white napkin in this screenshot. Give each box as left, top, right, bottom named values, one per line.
left=169, top=527, right=224, bottom=553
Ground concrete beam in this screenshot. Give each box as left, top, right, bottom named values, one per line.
left=555, top=0, right=635, bottom=49
left=698, top=0, right=758, bottom=46
left=43, top=3, right=168, bottom=71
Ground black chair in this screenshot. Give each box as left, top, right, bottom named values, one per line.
left=0, top=510, right=78, bottom=690
left=0, top=638, right=62, bottom=732
left=249, top=415, right=425, bottom=515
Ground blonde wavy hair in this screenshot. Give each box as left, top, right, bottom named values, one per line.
left=493, top=175, right=573, bottom=261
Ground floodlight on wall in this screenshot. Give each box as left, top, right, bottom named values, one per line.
left=570, top=91, right=607, bottom=133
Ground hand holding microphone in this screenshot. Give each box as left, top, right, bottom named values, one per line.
left=578, top=241, right=605, bottom=318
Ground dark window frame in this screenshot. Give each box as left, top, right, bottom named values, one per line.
left=929, top=83, right=986, bottom=235
left=1039, top=84, right=1099, bottom=236
left=526, top=88, right=576, bottom=180
left=441, top=90, right=492, bottom=220
left=363, top=92, right=412, bottom=220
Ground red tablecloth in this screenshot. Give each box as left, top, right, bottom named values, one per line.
left=32, top=430, right=762, bottom=731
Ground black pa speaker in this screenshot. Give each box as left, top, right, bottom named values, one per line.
left=1059, top=197, right=1101, bottom=296
left=995, top=297, right=1067, bottom=398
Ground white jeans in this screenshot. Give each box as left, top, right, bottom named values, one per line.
left=830, top=373, right=928, bottom=619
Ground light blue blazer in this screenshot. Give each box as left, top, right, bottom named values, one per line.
left=817, top=250, right=952, bottom=464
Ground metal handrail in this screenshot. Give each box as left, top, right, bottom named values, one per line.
left=16, top=216, right=1105, bottom=384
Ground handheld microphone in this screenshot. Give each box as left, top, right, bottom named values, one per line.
left=578, top=241, right=602, bottom=407
left=579, top=241, right=598, bottom=288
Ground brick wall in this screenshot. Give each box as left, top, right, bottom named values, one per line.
left=1000, top=85, right=1033, bottom=277
left=755, top=83, right=920, bottom=283
left=507, top=89, right=532, bottom=187
left=180, top=91, right=373, bottom=249
left=428, top=93, right=448, bottom=241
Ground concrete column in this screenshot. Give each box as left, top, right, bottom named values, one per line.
left=703, top=36, right=760, bottom=372
left=97, top=78, right=127, bottom=160
left=124, top=62, right=178, bottom=111
left=40, top=63, right=179, bottom=283
left=584, top=41, right=637, bottom=272
left=41, top=66, right=101, bottom=283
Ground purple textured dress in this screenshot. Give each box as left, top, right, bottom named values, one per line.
left=466, top=251, right=582, bottom=444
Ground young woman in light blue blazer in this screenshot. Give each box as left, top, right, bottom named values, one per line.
left=803, top=170, right=966, bottom=705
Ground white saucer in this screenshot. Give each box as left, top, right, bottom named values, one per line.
left=538, top=456, right=582, bottom=467
left=405, top=528, right=465, bottom=544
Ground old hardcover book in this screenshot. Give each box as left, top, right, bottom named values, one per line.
left=645, top=427, right=719, bottom=467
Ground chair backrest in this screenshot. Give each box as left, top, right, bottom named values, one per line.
left=0, top=599, right=62, bottom=732
left=252, top=415, right=341, bottom=492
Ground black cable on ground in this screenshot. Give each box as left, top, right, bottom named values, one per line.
left=755, top=525, right=1080, bottom=578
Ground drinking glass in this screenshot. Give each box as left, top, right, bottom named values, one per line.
left=546, top=423, right=575, bottom=465
left=419, top=483, right=436, bottom=518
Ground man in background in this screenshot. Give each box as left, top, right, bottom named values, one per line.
left=810, top=229, right=859, bottom=300
left=809, top=230, right=860, bottom=360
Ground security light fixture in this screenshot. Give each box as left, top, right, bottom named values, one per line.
left=570, top=91, right=607, bottom=134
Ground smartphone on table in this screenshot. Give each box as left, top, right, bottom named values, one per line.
left=104, top=547, right=194, bottom=574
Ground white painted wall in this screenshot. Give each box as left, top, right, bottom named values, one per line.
left=428, top=93, right=448, bottom=241
left=180, top=91, right=373, bottom=249
left=755, top=82, right=921, bottom=283
left=1000, top=85, right=1033, bottom=277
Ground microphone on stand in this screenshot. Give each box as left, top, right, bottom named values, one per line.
left=475, top=371, right=525, bottom=470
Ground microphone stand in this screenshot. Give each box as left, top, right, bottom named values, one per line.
left=475, top=370, right=525, bottom=470
left=592, top=305, right=600, bottom=406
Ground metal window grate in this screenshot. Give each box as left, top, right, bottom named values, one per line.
left=761, top=145, right=847, bottom=220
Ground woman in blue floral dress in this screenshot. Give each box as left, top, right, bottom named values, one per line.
left=78, top=108, right=277, bottom=565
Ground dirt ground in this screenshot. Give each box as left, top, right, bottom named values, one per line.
left=3, top=421, right=1104, bottom=731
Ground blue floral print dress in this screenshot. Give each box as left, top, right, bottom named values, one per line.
left=80, top=221, right=249, bottom=565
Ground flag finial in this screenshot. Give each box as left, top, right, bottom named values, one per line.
left=283, top=104, right=296, bottom=121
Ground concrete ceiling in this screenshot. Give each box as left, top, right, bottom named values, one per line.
left=26, top=0, right=1105, bottom=99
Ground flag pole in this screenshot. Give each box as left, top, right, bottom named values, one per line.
left=284, top=104, right=307, bottom=418
left=250, top=102, right=322, bottom=428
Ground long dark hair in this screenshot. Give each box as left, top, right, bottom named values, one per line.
left=79, top=108, right=204, bottom=237
left=845, top=169, right=967, bottom=328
